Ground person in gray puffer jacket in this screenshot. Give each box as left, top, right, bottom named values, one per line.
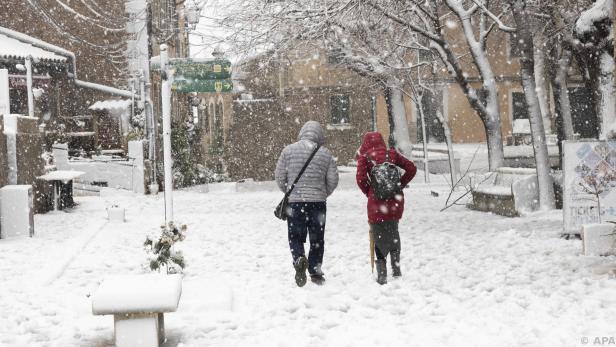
left=275, top=121, right=339, bottom=287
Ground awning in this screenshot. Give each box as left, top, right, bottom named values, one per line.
left=89, top=99, right=132, bottom=112
left=0, top=30, right=67, bottom=63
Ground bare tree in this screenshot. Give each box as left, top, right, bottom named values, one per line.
left=364, top=0, right=509, bottom=171
left=574, top=0, right=614, bottom=140
left=215, top=1, right=418, bottom=156
left=507, top=0, right=556, bottom=210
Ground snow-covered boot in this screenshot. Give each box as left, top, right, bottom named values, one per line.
left=293, top=256, right=308, bottom=287
left=310, top=274, right=325, bottom=285
left=391, top=251, right=401, bottom=277
left=376, top=259, right=387, bottom=285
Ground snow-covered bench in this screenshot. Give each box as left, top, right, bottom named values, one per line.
left=469, top=167, right=539, bottom=217
left=91, top=274, right=182, bottom=347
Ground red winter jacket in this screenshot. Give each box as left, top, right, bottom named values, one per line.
left=356, top=132, right=417, bottom=224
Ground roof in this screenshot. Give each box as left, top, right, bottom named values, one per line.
left=89, top=99, right=132, bottom=112
left=0, top=28, right=68, bottom=63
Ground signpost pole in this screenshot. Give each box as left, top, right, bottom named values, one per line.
left=0, top=69, right=9, bottom=115
left=160, top=44, right=174, bottom=224
left=25, top=56, right=34, bottom=118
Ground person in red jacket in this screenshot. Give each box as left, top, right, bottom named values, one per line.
left=356, top=132, right=417, bottom=285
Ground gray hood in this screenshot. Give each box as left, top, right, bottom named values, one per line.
left=298, top=121, right=325, bottom=145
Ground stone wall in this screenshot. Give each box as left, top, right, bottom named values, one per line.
left=281, top=86, right=374, bottom=166
left=224, top=84, right=376, bottom=182
left=225, top=99, right=291, bottom=181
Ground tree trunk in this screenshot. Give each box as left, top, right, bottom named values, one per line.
left=510, top=0, right=555, bottom=210
left=385, top=84, right=413, bottom=157
left=533, top=38, right=552, bottom=135
left=448, top=0, right=504, bottom=171
left=554, top=47, right=575, bottom=141
left=384, top=86, right=396, bottom=148
left=552, top=45, right=574, bottom=168
left=436, top=109, right=457, bottom=186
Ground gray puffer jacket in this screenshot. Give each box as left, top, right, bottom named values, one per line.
left=275, top=121, right=339, bottom=203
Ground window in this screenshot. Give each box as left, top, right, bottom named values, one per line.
left=417, top=90, right=445, bottom=143
left=511, top=92, right=529, bottom=120
left=509, top=33, right=523, bottom=58
left=330, top=94, right=351, bottom=124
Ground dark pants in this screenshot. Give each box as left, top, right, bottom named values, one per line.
left=370, top=220, right=400, bottom=260
left=287, top=202, right=326, bottom=275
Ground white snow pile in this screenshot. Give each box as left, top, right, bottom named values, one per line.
left=1, top=160, right=616, bottom=345
left=575, top=0, right=614, bottom=36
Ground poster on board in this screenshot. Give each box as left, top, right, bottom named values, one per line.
left=563, top=140, right=616, bottom=235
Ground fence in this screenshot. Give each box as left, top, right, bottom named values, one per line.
left=53, top=140, right=146, bottom=194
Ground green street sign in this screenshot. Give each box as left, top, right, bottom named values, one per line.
left=174, top=60, right=231, bottom=80
left=172, top=79, right=233, bottom=93
left=150, top=58, right=232, bottom=79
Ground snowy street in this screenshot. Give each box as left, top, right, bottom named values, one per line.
left=0, top=168, right=614, bottom=346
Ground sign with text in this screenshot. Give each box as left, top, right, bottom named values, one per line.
left=172, top=79, right=232, bottom=93
left=563, top=141, right=616, bottom=234
left=173, top=60, right=231, bottom=80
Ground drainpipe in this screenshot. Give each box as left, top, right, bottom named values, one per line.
left=73, top=80, right=138, bottom=99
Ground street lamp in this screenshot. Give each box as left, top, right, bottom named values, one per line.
left=184, top=0, right=201, bottom=31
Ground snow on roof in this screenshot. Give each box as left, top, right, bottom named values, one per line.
left=89, top=99, right=132, bottom=112
left=576, top=0, right=614, bottom=35
left=0, top=29, right=67, bottom=63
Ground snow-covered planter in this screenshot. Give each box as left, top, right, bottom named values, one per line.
left=107, top=204, right=125, bottom=223
left=469, top=167, right=540, bottom=217
left=144, top=223, right=187, bottom=274
left=582, top=223, right=616, bottom=256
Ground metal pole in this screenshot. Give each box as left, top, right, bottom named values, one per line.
left=417, top=48, right=430, bottom=184
left=160, top=44, right=174, bottom=223
left=0, top=69, right=9, bottom=115
left=25, top=56, right=34, bottom=118
left=418, top=93, right=430, bottom=183
left=192, top=106, right=199, bottom=124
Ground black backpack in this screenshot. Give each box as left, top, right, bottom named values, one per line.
left=368, top=151, right=402, bottom=200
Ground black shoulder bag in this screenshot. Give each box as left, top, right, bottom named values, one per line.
left=274, top=145, right=321, bottom=221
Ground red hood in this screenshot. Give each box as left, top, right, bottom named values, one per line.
left=357, top=132, right=387, bottom=159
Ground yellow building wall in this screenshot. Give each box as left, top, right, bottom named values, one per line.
left=375, top=94, right=390, bottom=141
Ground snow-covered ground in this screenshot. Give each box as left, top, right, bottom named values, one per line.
left=1, top=167, right=615, bottom=346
